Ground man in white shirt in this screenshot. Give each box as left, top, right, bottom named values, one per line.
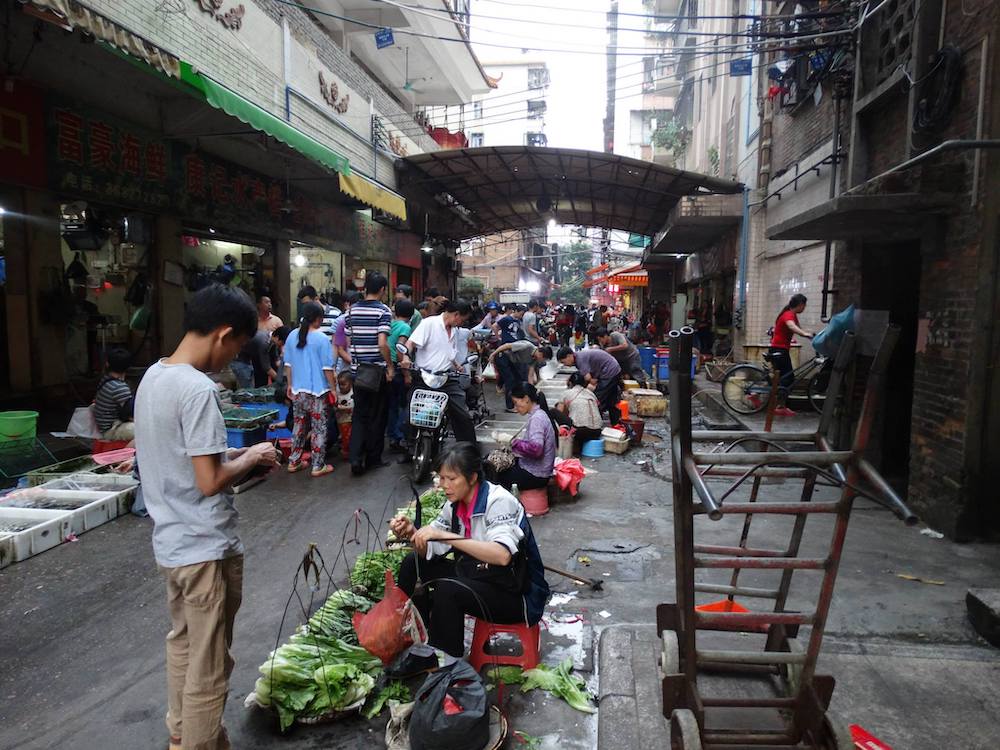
left=401, top=299, right=477, bottom=445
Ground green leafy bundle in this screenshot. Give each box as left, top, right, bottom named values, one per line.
left=362, top=679, right=411, bottom=720
left=305, top=589, right=373, bottom=644
left=520, top=658, right=597, bottom=714
left=350, top=548, right=409, bottom=599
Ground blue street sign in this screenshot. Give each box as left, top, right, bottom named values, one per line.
left=730, top=58, right=752, bottom=76
left=375, top=28, right=395, bottom=49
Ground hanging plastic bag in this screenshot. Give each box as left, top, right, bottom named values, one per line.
left=409, top=660, right=489, bottom=750
left=353, top=570, right=427, bottom=665
left=812, top=304, right=855, bottom=357
left=67, top=405, right=101, bottom=439
left=554, top=458, right=586, bottom=497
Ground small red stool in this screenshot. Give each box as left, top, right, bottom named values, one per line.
left=92, top=439, right=129, bottom=454
left=468, top=619, right=541, bottom=672
left=519, top=487, right=549, bottom=516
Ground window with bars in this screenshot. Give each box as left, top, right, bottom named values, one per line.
left=470, top=132, right=484, bottom=147
left=526, top=132, right=548, bottom=147
left=527, top=99, right=547, bottom=119
left=874, top=0, right=916, bottom=86
left=527, top=67, right=550, bottom=89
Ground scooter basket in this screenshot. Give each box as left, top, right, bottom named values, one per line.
left=410, top=390, right=450, bottom=429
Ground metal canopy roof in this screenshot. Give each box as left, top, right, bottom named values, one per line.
left=397, top=146, right=742, bottom=240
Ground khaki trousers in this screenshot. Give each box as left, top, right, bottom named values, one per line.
left=161, top=555, right=244, bottom=750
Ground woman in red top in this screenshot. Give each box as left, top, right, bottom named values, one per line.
left=769, top=294, right=814, bottom=415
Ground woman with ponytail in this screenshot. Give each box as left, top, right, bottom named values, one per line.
left=493, top=381, right=557, bottom=491
left=283, top=301, right=336, bottom=476
left=768, top=294, right=814, bottom=416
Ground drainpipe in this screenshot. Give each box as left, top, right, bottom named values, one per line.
left=737, top=186, right=750, bottom=328
left=820, top=94, right=842, bottom=322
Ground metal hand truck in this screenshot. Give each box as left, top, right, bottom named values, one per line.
left=658, top=327, right=917, bottom=750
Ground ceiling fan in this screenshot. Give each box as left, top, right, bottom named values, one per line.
left=401, top=48, right=430, bottom=93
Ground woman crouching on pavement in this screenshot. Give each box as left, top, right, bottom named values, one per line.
left=493, top=382, right=557, bottom=491
left=550, top=373, right=604, bottom=455
left=391, top=443, right=550, bottom=657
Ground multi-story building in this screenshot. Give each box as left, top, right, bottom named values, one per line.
left=0, top=0, right=490, bottom=395
left=450, top=58, right=552, bottom=299
left=750, top=0, right=1000, bottom=538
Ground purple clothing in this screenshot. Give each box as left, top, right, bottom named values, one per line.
left=511, top=406, right=556, bottom=479
left=332, top=315, right=348, bottom=348
left=574, top=348, right=621, bottom=382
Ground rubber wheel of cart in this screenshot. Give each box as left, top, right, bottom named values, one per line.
left=660, top=629, right=680, bottom=675
left=781, top=636, right=804, bottom=696
left=806, top=364, right=831, bottom=414
left=670, top=709, right=702, bottom=750
left=412, top=432, right=435, bottom=484
left=720, top=364, right=770, bottom=414
left=821, top=711, right=854, bottom=750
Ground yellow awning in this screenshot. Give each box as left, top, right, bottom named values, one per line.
left=339, top=173, right=407, bottom=222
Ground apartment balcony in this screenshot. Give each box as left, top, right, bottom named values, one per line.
left=650, top=193, right=743, bottom=253
left=650, top=0, right=683, bottom=14
left=312, top=0, right=492, bottom=106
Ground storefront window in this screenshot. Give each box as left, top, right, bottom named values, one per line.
left=290, top=243, right=343, bottom=306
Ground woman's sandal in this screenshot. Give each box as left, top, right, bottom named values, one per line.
left=287, top=461, right=306, bottom=473
left=310, top=464, right=334, bottom=478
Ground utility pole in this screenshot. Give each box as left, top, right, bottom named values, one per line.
left=601, top=0, right=619, bottom=269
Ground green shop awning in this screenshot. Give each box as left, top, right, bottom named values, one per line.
left=180, top=62, right=350, bottom=177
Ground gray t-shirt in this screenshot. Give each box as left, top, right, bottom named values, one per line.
left=522, top=311, right=539, bottom=341
left=135, top=360, right=242, bottom=568
left=505, top=339, right=538, bottom=365
left=609, top=332, right=643, bottom=372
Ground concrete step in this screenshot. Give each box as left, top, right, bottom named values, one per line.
left=966, top=588, right=1000, bottom=648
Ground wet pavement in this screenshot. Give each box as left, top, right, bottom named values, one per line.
left=2, top=383, right=1000, bottom=749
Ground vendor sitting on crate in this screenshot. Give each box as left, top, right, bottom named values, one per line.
left=490, top=382, right=557, bottom=492
left=94, top=347, right=136, bottom=444
left=556, top=346, right=623, bottom=424
left=391, top=442, right=550, bottom=657
left=549, top=373, right=604, bottom=455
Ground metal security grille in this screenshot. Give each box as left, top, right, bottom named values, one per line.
left=875, top=0, right=916, bottom=85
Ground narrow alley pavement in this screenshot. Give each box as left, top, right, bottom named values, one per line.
left=2, top=384, right=999, bottom=750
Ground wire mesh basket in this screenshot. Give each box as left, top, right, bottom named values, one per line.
left=221, top=406, right=278, bottom=429
left=409, top=390, right=449, bottom=429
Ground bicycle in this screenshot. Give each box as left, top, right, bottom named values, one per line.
left=720, top=351, right=832, bottom=415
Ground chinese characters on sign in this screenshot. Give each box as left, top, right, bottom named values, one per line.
left=195, top=0, right=245, bottom=31
left=374, top=27, right=394, bottom=49
left=318, top=72, right=350, bottom=115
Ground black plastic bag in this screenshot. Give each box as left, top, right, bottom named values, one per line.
left=409, top=660, right=489, bottom=750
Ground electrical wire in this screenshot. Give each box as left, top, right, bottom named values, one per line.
left=477, top=0, right=850, bottom=20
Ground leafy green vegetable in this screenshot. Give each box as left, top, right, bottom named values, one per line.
left=306, top=589, right=373, bottom=644
left=514, top=731, right=542, bottom=749
left=485, top=665, right=526, bottom=689
left=520, top=658, right=597, bottom=714
left=350, top=548, right=409, bottom=598
left=362, top=679, right=411, bottom=720
left=310, top=663, right=376, bottom=715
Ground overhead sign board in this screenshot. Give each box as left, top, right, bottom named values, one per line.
left=729, top=58, right=753, bottom=76
left=375, top=28, right=395, bottom=49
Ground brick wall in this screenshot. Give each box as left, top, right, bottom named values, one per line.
left=771, top=87, right=838, bottom=177
left=827, top=0, right=999, bottom=537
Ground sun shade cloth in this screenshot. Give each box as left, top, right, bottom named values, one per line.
left=339, top=173, right=407, bottom=221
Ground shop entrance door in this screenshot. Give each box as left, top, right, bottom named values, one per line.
left=860, top=240, right=921, bottom=492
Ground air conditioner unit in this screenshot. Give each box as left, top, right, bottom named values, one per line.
left=372, top=208, right=402, bottom=227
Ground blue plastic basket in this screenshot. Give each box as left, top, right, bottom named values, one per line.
left=226, top=426, right=266, bottom=448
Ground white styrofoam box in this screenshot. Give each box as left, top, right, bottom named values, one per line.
left=0, top=507, right=73, bottom=562
left=0, top=533, right=13, bottom=569
left=42, top=473, right=138, bottom=518
left=1, top=489, right=118, bottom=535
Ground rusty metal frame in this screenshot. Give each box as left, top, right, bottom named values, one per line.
left=659, top=327, right=916, bottom=749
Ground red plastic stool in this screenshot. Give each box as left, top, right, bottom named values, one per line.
left=519, top=487, right=549, bottom=516
left=92, top=439, right=129, bottom=454
left=468, top=619, right=541, bottom=672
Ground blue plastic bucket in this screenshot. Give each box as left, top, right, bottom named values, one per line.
left=581, top=438, right=605, bottom=458
left=638, top=346, right=656, bottom=376
left=657, top=354, right=697, bottom=381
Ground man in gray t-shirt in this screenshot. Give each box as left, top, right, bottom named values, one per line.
left=522, top=299, right=543, bottom=344
left=597, top=327, right=648, bottom=386
left=134, top=285, right=276, bottom=750
left=488, top=340, right=552, bottom=410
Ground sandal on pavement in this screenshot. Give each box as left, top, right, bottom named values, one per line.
left=287, top=461, right=306, bottom=473
left=310, top=464, right=334, bottom=478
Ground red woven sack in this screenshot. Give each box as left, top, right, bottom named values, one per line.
left=352, top=570, right=428, bottom=665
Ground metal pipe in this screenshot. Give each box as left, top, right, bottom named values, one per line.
left=697, top=650, right=806, bottom=665
left=694, top=583, right=780, bottom=599
left=861, top=139, right=1000, bottom=187
left=816, top=435, right=847, bottom=482
left=684, top=456, right=723, bottom=520
left=696, top=467, right=812, bottom=478
left=693, top=544, right=787, bottom=558
left=820, top=93, right=843, bottom=321
left=694, top=556, right=828, bottom=570
left=700, top=697, right=798, bottom=708
left=692, top=450, right=853, bottom=465
left=692, top=430, right=817, bottom=441
left=857, top=459, right=919, bottom=524
left=695, top=611, right=815, bottom=626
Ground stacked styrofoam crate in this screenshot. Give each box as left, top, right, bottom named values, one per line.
left=0, top=472, right=139, bottom=564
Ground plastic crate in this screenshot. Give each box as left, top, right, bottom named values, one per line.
left=0, top=507, right=73, bottom=562
left=24, top=456, right=107, bottom=486
left=226, top=426, right=266, bottom=448
left=0, top=532, right=13, bottom=569
left=221, top=406, right=278, bottom=429
left=44, top=473, right=138, bottom=517
left=410, top=390, right=449, bottom=429
left=1, top=488, right=119, bottom=534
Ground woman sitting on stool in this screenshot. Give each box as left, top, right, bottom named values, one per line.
left=494, top=382, right=557, bottom=491
left=391, top=443, right=550, bottom=657
left=550, top=373, right=604, bottom=454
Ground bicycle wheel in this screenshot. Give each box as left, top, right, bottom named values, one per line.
left=806, top=360, right=833, bottom=414
left=720, top=364, right=771, bottom=414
